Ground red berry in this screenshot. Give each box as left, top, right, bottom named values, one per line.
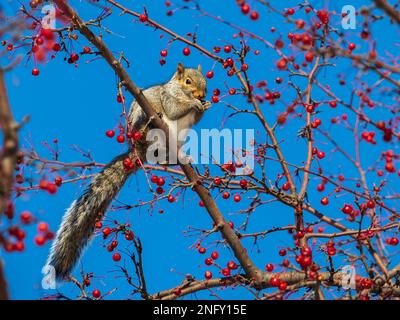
left=92, top=289, right=101, bottom=298
left=205, top=271, right=212, bottom=279
left=276, top=58, right=287, bottom=70
left=182, top=47, right=191, bottom=56
left=233, top=194, right=241, bottom=202
left=70, top=53, right=79, bottom=62
left=211, top=96, right=219, bottom=103
left=125, top=231, right=134, bottom=241
left=102, top=227, right=111, bottom=238
left=390, top=237, right=399, bottom=246
left=342, top=204, right=354, bottom=214
left=36, top=37, right=44, bottom=45
left=327, top=246, right=336, bottom=256
left=205, top=258, right=213, bottom=266
left=206, top=71, right=214, bottom=79
left=282, top=182, right=291, bottom=191
left=160, top=50, right=168, bottom=57
left=224, top=45, right=232, bottom=53
left=348, top=43, right=356, bottom=51
left=156, top=187, right=164, bottom=194
left=279, top=249, right=287, bottom=256
left=269, top=276, right=280, bottom=287
left=46, top=183, right=57, bottom=194
left=20, top=211, right=33, bottom=224
left=265, top=263, right=274, bottom=272
left=239, top=179, right=248, bottom=188
left=123, top=158, right=134, bottom=171
left=241, top=4, right=250, bottom=14
left=14, top=241, right=25, bottom=252
left=32, top=68, right=40, bottom=76
left=286, top=8, right=295, bottom=15
left=305, top=51, right=314, bottom=62
left=316, top=10, right=329, bottom=24
left=366, top=200, right=375, bottom=209
left=116, top=135, right=125, bottom=143
left=249, top=11, right=259, bottom=20
left=54, top=176, right=63, bottom=186
left=321, top=197, right=329, bottom=205
left=105, top=130, right=115, bottom=138
left=211, top=251, right=219, bottom=260
left=222, top=268, right=231, bottom=276
left=139, top=14, right=148, bottom=22
left=198, top=247, right=206, bottom=254
left=34, top=235, right=46, bottom=246
left=279, top=282, right=287, bottom=291
left=227, top=261, right=238, bottom=270
left=157, top=177, right=165, bottom=186
left=222, top=192, right=230, bottom=199
left=112, top=253, right=121, bottom=261
left=37, top=222, right=49, bottom=233
left=241, top=63, right=248, bottom=71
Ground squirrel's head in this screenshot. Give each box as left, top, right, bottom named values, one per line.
left=172, top=63, right=207, bottom=101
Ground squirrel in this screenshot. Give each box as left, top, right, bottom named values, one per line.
left=46, top=63, right=211, bottom=280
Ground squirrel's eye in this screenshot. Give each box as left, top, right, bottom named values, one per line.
left=185, top=79, right=192, bottom=85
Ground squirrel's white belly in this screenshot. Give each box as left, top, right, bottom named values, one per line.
left=164, top=111, right=197, bottom=143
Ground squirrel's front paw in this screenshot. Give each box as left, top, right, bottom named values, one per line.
left=201, top=100, right=212, bottom=111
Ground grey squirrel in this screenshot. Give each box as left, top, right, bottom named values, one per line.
left=46, top=63, right=210, bottom=280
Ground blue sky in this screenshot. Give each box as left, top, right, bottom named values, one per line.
left=1, top=0, right=399, bottom=299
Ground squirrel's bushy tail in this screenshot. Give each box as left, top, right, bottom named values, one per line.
left=46, top=151, right=138, bottom=280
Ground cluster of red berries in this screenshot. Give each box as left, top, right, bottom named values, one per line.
left=106, top=239, right=122, bottom=262
left=198, top=246, right=238, bottom=279
left=39, top=180, right=58, bottom=195
left=269, top=275, right=287, bottom=291
left=151, top=175, right=166, bottom=195
left=325, top=240, right=337, bottom=256
left=312, top=147, right=325, bottom=160
left=105, top=126, right=142, bottom=145
left=341, top=204, right=360, bottom=222
left=382, top=150, right=397, bottom=173
left=3, top=223, right=27, bottom=253
left=34, top=222, right=54, bottom=247
left=236, top=1, right=259, bottom=21
left=385, top=237, right=399, bottom=246
left=361, top=131, right=377, bottom=144
left=159, top=49, right=168, bottom=65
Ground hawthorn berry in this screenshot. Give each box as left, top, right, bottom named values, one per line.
left=105, top=130, right=115, bottom=138
left=265, top=263, right=274, bottom=272
left=139, top=14, right=148, bottom=22
left=241, top=4, right=250, bottom=14
left=112, top=253, right=121, bottom=262
left=34, top=235, right=46, bottom=246
left=206, top=71, right=214, bottom=79
left=92, top=290, right=101, bottom=298
left=250, top=11, right=259, bottom=20
left=211, top=251, right=219, bottom=260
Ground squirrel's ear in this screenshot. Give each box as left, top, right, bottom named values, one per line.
left=176, top=63, right=185, bottom=78
left=197, top=64, right=202, bottom=72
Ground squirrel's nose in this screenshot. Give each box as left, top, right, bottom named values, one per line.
left=194, top=90, right=205, bottom=100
